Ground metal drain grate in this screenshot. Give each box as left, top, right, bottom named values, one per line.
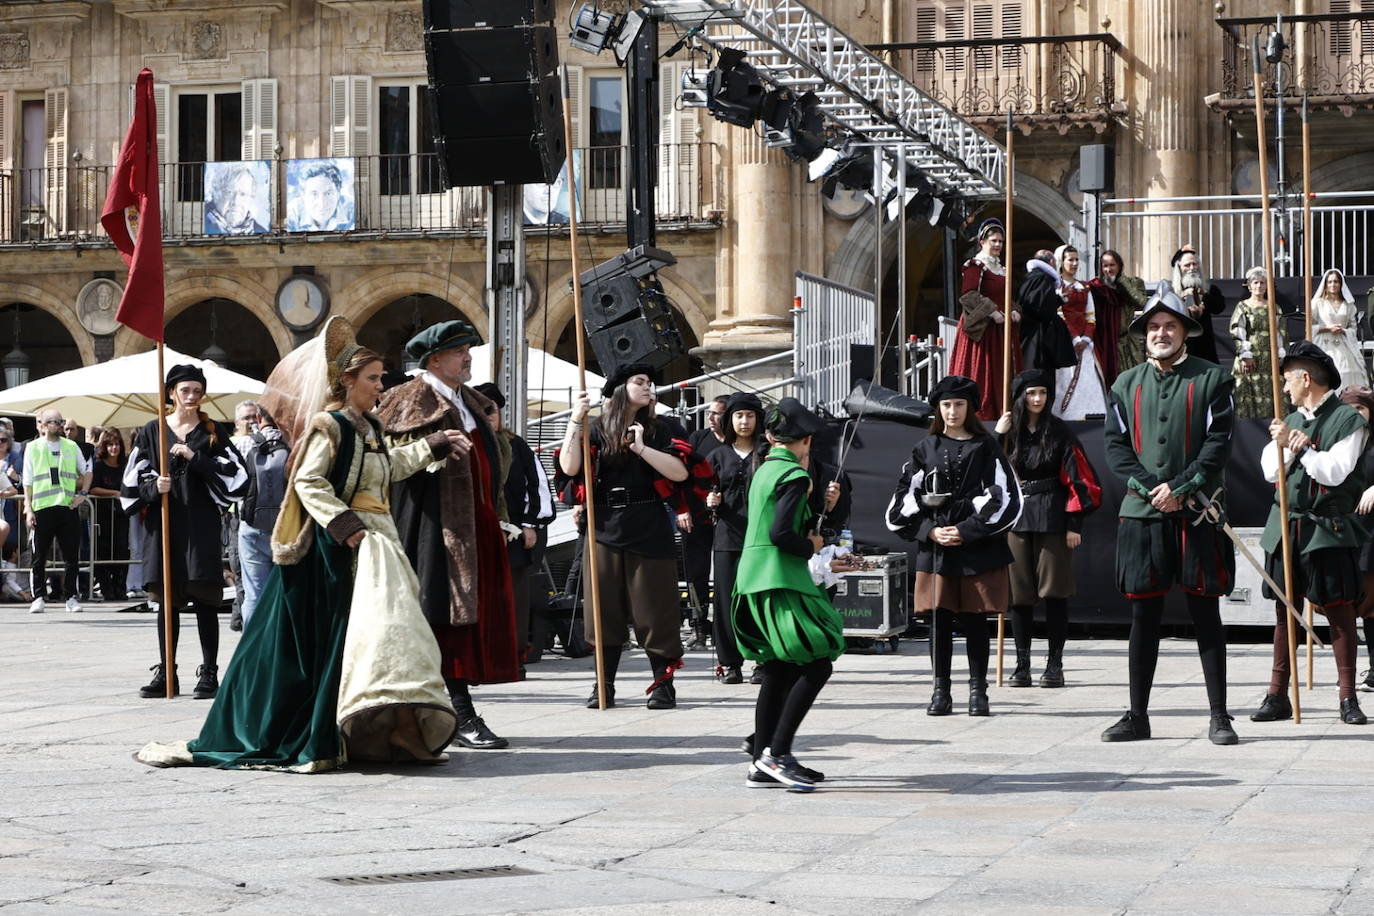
left=322, top=865, right=538, bottom=886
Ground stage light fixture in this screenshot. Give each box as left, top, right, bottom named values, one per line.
left=761, top=90, right=827, bottom=162
left=570, top=4, right=619, bottom=54
left=706, top=47, right=766, bottom=127
left=610, top=9, right=646, bottom=63
left=680, top=67, right=709, bottom=108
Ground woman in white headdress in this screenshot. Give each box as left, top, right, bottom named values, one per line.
left=1052, top=244, right=1108, bottom=420
left=1312, top=268, right=1370, bottom=390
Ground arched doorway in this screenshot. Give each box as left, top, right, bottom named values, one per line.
left=356, top=294, right=465, bottom=371
left=166, top=298, right=279, bottom=381
left=0, top=303, right=83, bottom=386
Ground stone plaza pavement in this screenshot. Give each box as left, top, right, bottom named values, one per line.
left=3, top=606, right=1374, bottom=915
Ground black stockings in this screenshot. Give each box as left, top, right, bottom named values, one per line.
left=1127, top=594, right=1227, bottom=716
left=930, top=609, right=991, bottom=682
left=753, top=658, right=833, bottom=757
left=1011, top=597, right=1068, bottom=657
left=156, top=602, right=219, bottom=668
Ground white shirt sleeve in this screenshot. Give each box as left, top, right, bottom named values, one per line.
left=1260, top=439, right=1280, bottom=484
left=20, top=446, right=32, bottom=489
left=1299, top=425, right=1368, bottom=487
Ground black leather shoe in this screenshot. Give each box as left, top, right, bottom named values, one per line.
left=720, top=665, right=743, bottom=684
left=1341, top=697, right=1368, bottom=725
left=192, top=665, right=218, bottom=700
left=1249, top=692, right=1293, bottom=722
left=1039, top=659, right=1065, bottom=689
left=1208, top=714, right=1239, bottom=745
left=1008, top=656, right=1032, bottom=688
left=585, top=683, right=615, bottom=709
left=749, top=665, right=763, bottom=685
left=455, top=715, right=509, bottom=749
left=1101, top=711, right=1151, bottom=742
left=138, top=664, right=178, bottom=698
left=1363, top=669, right=1374, bottom=690
left=927, top=679, right=952, bottom=717
left=647, top=679, right=677, bottom=709
left=968, top=678, right=989, bottom=717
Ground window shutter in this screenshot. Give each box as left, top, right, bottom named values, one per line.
left=944, top=3, right=966, bottom=72
left=1361, top=0, right=1374, bottom=56
left=0, top=90, right=10, bottom=171
left=1331, top=0, right=1352, bottom=56
left=915, top=8, right=937, bottom=74
left=329, top=75, right=371, bottom=157
left=565, top=63, right=583, bottom=201
left=44, top=87, right=68, bottom=235
left=657, top=61, right=698, bottom=218
left=972, top=4, right=995, bottom=70
left=241, top=78, right=278, bottom=161
left=1000, top=2, right=1023, bottom=68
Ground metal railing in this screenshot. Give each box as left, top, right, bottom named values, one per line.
left=0, top=145, right=714, bottom=244
left=794, top=271, right=875, bottom=416
left=1100, top=190, right=1374, bottom=280
left=1218, top=11, right=1374, bottom=103
left=871, top=34, right=1123, bottom=125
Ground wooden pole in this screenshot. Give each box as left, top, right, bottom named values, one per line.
left=1302, top=92, right=1316, bottom=691
left=996, top=108, right=1015, bottom=688
left=560, top=69, right=608, bottom=709
left=156, top=341, right=175, bottom=698
left=1253, top=37, right=1302, bottom=724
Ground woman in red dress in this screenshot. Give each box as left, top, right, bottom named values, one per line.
left=949, top=219, right=1020, bottom=421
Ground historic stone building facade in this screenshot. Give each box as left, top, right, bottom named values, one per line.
left=0, top=0, right=1367, bottom=390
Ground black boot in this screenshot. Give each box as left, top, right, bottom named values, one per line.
left=926, top=677, right=952, bottom=716
left=448, top=679, right=508, bottom=749
left=192, top=665, right=219, bottom=700
left=1008, top=653, right=1032, bottom=688
left=1039, top=650, right=1065, bottom=689
left=686, top=620, right=710, bottom=650
left=647, top=656, right=679, bottom=709
left=585, top=646, right=621, bottom=709
left=968, top=678, right=990, bottom=717
left=1249, top=692, right=1292, bottom=722
left=1341, top=697, right=1368, bottom=725
left=138, top=663, right=178, bottom=698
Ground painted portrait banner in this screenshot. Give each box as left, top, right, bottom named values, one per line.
left=204, top=161, right=272, bottom=236
left=286, top=158, right=356, bottom=232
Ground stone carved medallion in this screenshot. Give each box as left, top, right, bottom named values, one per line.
left=188, top=21, right=224, bottom=60
left=0, top=32, right=31, bottom=71
left=76, top=279, right=124, bottom=337
left=386, top=10, right=422, bottom=52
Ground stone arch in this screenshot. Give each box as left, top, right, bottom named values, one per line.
left=1310, top=151, right=1374, bottom=193
left=0, top=280, right=96, bottom=366
left=338, top=268, right=484, bottom=330
left=827, top=170, right=1078, bottom=292
left=115, top=273, right=292, bottom=358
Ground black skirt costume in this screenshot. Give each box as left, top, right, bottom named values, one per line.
left=709, top=441, right=762, bottom=669
left=1008, top=420, right=1102, bottom=602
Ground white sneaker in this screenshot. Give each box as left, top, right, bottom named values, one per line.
left=28, top=597, right=44, bottom=614
left=65, top=597, right=82, bottom=614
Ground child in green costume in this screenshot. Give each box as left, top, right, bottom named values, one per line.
left=733, top=398, right=845, bottom=791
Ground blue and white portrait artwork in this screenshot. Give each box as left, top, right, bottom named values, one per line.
left=204, top=161, right=272, bottom=235
left=285, top=158, right=356, bottom=232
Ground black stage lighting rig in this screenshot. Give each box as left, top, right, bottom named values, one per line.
left=570, top=4, right=617, bottom=53
left=706, top=47, right=766, bottom=127
left=761, top=90, right=827, bottom=162
left=579, top=245, right=689, bottom=376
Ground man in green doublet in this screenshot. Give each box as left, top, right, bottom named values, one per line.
left=1252, top=341, right=1369, bottom=726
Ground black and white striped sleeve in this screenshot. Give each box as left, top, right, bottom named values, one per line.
left=956, top=444, right=1023, bottom=542
left=885, top=456, right=932, bottom=542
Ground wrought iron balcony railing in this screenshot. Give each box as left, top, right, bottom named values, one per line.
left=870, top=34, right=1124, bottom=132
left=1218, top=11, right=1374, bottom=106
left=0, top=146, right=716, bottom=246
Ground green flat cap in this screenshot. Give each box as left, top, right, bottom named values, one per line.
left=404, top=319, right=482, bottom=368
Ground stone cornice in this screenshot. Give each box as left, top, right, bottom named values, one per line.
left=316, top=0, right=414, bottom=13
left=114, top=0, right=289, bottom=20
left=0, top=1, right=92, bottom=26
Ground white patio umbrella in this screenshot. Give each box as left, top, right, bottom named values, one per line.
left=0, top=347, right=265, bottom=429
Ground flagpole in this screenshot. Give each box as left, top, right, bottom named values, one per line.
left=996, top=107, right=1015, bottom=688
left=1253, top=36, right=1302, bottom=724
left=560, top=67, right=607, bottom=709
left=1301, top=91, right=1315, bottom=691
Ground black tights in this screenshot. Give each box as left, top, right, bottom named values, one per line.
left=1364, top=618, right=1374, bottom=667
left=155, top=603, right=220, bottom=669
left=1128, top=594, right=1227, bottom=716
left=930, top=609, right=991, bottom=683
left=1011, top=598, right=1068, bottom=658
left=754, top=658, right=833, bottom=758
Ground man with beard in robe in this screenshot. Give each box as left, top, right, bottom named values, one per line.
left=378, top=320, right=519, bottom=751
left=1018, top=248, right=1076, bottom=374
left=1171, top=246, right=1227, bottom=365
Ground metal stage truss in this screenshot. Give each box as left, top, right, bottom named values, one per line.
left=639, top=0, right=1007, bottom=198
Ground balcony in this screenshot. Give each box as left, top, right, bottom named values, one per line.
left=870, top=34, right=1125, bottom=136
left=1213, top=11, right=1374, bottom=115
left=0, top=146, right=718, bottom=247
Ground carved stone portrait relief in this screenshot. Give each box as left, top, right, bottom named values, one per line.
left=386, top=10, right=422, bottom=52
left=0, top=32, right=31, bottom=71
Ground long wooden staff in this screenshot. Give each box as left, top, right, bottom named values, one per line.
left=1301, top=92, right=1315, bottom=691
left=560, top=68, right=607, bottom=708
left=996, top=107, right=1015, bottom=687
left=1254, top=37, right=1302, bottom=723
left=156, top=342, right=174, bottom=697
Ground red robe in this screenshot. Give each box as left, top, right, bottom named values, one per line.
left=1087, top=278, right=1127, bottom=383
left=949, top=258, right=1021, bottom=420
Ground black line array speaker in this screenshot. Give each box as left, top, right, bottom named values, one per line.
left=422, top=0, right=565, bottom=187
left=1080, top=144, right=1115, bottom=194
left=588, top=309, right=687, bottom=376
left=424, top=0, right=555, bottom=30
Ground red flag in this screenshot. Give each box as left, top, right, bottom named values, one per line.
left=101, top=68, right=164, bottom=343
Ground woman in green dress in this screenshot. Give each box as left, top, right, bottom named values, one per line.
left=733, top=398, right=845, bottom=792
left=137, top=317, right=461, bottom=771
left=1230, top=266, right=1275, bottom=419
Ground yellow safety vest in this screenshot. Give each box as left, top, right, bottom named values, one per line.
left=28, top=439, right=80, bottom=511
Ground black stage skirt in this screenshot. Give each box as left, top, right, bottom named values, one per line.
left=1115, top=516, right=1235, bottom=600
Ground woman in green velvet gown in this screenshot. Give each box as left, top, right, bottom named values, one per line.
left=137, top=318, right=461, bottom=771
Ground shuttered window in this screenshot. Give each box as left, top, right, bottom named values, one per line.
left=910, top=1, right=1024, bottom=71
